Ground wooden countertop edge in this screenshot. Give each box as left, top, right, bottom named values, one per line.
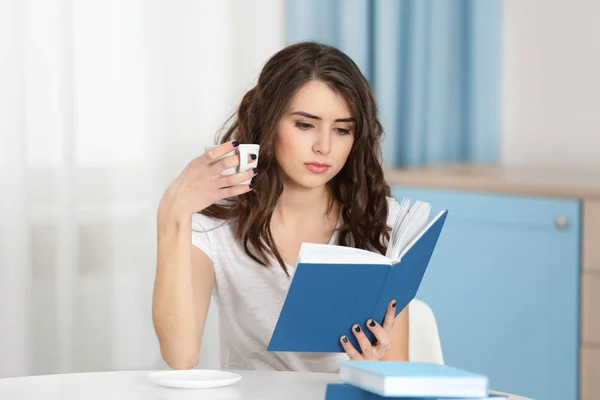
left=383, top=166, right=600, bottom=201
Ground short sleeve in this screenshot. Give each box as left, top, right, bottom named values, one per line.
left=386, top=195, right=401, bottom=226
left=191, top=212, right=215, bottom=260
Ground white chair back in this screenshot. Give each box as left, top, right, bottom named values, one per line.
left=408, top=298, right=444, bottom=364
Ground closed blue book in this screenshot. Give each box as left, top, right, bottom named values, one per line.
left=337, top=361, right=489, bottom=398
left=267, top=207, right=448, bottom=353
left=325, top=383, right=507, bottom=400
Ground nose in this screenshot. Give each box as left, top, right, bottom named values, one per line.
left=312, top=127, right=331, bottom=156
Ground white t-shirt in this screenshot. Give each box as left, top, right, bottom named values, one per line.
left=191, top=196, right=417, bottom=373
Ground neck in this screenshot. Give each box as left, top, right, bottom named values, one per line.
left=275, top=181, right=338, bottom=225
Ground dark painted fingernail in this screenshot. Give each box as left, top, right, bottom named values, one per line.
left=250, top=154, right=257, bottom=160
left=253, top=168, right=258, bottom=174
left=368, top=319, right=376, bottom=327
left=232, top=140, right=239, bottom=147
left=342, top=336, right=348, bottom=344
left=392, top=301, right=397, bottom=308
left=354, top=325, right=361, bottom=333
left=249, top=183, right=254, bottom=189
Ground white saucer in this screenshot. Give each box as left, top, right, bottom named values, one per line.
left=148, top=369, right=242, bottom=389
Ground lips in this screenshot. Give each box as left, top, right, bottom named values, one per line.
left=304, top=162, right=331, bottom=173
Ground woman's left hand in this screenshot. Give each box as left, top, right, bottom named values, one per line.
left=339, top=299, right=397, bottom=360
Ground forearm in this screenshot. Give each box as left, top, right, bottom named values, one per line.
left=152, top=217, right=200, bottom=369
left=381, top=306, right=409, bottom=361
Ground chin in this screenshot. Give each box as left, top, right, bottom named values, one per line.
left=289, top=170, right=337, bottom=189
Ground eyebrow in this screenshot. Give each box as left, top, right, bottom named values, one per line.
left=291, top=111, right=356, bottom=123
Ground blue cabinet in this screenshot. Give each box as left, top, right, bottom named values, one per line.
left=391, top=186, right=581, bottom=400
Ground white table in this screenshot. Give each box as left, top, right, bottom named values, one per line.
left=0, top=369, right=531, bottom=399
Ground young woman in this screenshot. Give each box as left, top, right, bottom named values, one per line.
left=152, top=41, right=427, bottom=373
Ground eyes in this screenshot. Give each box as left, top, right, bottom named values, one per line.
left=295, top=121, right=352, bottom=135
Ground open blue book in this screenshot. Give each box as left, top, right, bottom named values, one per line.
left=336, top=361, right=491, bottom=398
left=325, top=383, right=506, bottom=400
left=267, top=202, right=448, bottom=353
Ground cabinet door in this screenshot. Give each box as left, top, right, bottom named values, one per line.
left=391, top=186, right=581, bottom=400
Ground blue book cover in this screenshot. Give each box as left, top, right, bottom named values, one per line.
left=267, top=208, right=448, bottom=353
left=325, top=383, right=506, bottom=400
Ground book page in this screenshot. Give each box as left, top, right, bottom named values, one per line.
left=297, top=242, right=393, bottom=265
left=388, top=200, right=431, bottom=262
left=386, top=197, right=411, bottom=257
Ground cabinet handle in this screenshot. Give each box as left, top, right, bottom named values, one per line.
left=555, top=216, right=568, bottom=229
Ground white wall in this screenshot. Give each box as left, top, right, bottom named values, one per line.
left=501, top=0, right=600, bottom=168
left=161, top=0, right=286, bottom=179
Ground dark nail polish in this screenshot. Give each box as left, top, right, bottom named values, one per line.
left=392, top=301, right=397, bottom=308
left=253, top=168, right=258, bottom=174
left=342, top=336, right=348, bottom=344
left=250, top=153, right=257, bottom=160
left=368, top=319, right=376, bottom=327
left=232, top=140, right=239, bottom=147
left=249, top=183, right=254, bottom=189
left=354, top=325, right=361, bottom=333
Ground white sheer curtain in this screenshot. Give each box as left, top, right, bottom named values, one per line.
left=0, top=0, right=284, bottom=378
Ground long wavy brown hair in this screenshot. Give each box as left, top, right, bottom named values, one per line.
left=201, top=41, right=392, bottom=276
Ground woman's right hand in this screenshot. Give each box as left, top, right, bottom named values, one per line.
left=157, top=140, right=257, bottom=225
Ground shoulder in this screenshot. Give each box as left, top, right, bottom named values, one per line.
left=385, top=196, right=402, bottom=225
left=386, top=196, right=400, bottom=214
left=191, top=212, right=235, bottom=260
left=191, top=211, right=229, bottom=233
left=192, top=199, right=236, bottom=233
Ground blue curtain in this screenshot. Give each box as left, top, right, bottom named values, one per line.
left=285, top=0, right=501, bottom=167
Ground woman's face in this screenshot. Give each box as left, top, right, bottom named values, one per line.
left=274, top=80, right=355, bottom=190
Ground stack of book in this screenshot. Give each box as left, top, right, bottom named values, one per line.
left=325, top=361, right=507, bottom=400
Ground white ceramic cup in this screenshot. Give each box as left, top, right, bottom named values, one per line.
left=204, top=143, right=260, bottom=186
